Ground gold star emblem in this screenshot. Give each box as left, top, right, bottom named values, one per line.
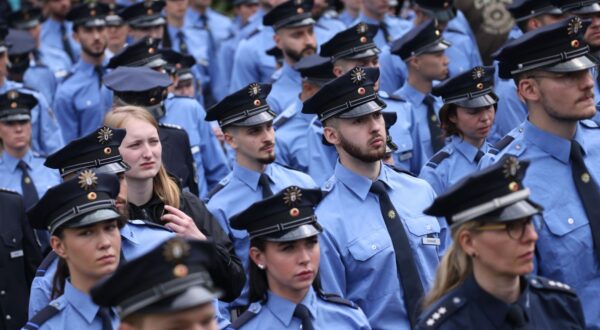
left=78, top=170, right=98, bottom=191
left=7, top=90, right=18, bottom=100
left=163, top=238, right=191, bottom=263
left=502, top=156, right=520, bottom=179
left=283, top=186, right=303, bottom=206
left=356, top=23, right=368, bottom=34
left=350, top=67, right=367, bottom=84
left=97, top=127, right=113, bottom=144
left=472, top=67, right=485, bottom=80
left=248, top=83, right=261, bottom=97
left=567, top=17, right=583, bottom=35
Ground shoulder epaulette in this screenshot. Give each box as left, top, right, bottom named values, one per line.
left=159, top=123, right=183, bottom=130
left=22, top=303, right=61, bottom=330
left=385, top=163, right=416, bottom=176
left=445, top=27, right=464, bottom=35
left=128, top=219, right=172, bottom=232
left=318, top=291, right=358, bottom=309
left=418, top=295, right=467, bottom=329
left=207, top=183, right=226, bottom=199
left=580, top=119, right=600, bottom=129
left=322, top=179, right=336, bottom=194
left=0, top=187, right=19, bottom=195
left=425, top=151, right=451, bottom=169
left=32, top=151, right=48, bottom=158
left=245, top=28, right=260, bottom=40
left=490, top=135, right=515, bottom=155
left=230, top=303, right=262, bottom=329
left=274, top=161, right=303, bottom=172
left=527, top=275, right=577, bottom=296
left=35, top=251, right=58, bottom=277
left=61, top=71, right=75, bottom=82
left=380, top=91, right=406, bottom=102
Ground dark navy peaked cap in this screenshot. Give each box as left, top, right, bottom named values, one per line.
left=320, top=23, right=380, bottom=61
left=294, top=54, right=335, bottom=85
left=263, top=0, right=315, bottom=30
left=66, top=2, right=110, bottom=27
left=414, top=0, right=457, bottom=21
left=206, top=83, right=276, bottom=128
left=433, top=66, right=498, bottom=108
left=0, top=89, right=37, bottom=122
left=391, top=19, right=451, bottom=61
left=120, top=0, right=166, bottom=28
left=508, top=0, right=563, bottom=22
left=107, top=37, right=166, bottom=69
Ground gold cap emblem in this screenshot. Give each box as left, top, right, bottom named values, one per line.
left=567, top=17, right=583, bottom=36
left=163, top=238, right=191, bottom=263
left=97, top=127, right=113, bottom=144
left=502, top=156, right=520, bottom=179
left=78, top=170, right=98, bottom=191
left=7, top=90, right=18, bottom=100
left=472, top=67, right=485, bottom=80
left=283, top=186, right=303, bottom=207
left=350, top=67, right=367, bottom=84
left=356, top=23, right=368, bottom=34
left=248, top=83, right=262, bottom=97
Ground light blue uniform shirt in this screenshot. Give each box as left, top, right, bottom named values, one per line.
left=40, top=18, right=80, bottom=63
left=315, top=14, right=347, bottom=43
left=28, top=220, right=175, bottom=317
left=0, top=150, right=60, bottom=197
left=206, top=163, right=316, bottom=312
left=305, top=117, right=338, bottom=185
left=0, top=80, right=65, bottom=155
left=394, top=83, right=445, bottom=169
left=229, top=26, right=276, bottom=93
left=185, top=7, right=234, bottom=50
left=52, top=59, right=113, bottom=143
left=30, top=280, right=119, bottom=330
left=339, top=10, right=357, bottom=27
left=164, top=94, right=230, bottom=198
left=274, top=97, right=314, bottom=172
left=419, top=136, right=492, bottom=196
left=317, top=162, right=449, bottom=329
left=479, top=120, right=600, bottom=330
left=37, top=46, right=72, bottom=80
left=237, top=287, right=371, bottom=329
left=23, top=63, right=58, bottom=104
left=266, top=63, right=301, bottom=116
left=353, top=13, right=412, bottom=48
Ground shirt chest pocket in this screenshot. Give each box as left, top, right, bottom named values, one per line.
left=347, top=227, right=392, bottom=262
left=74, top=94, right=101, bottom=112
left=541, top=209, right=592, bottom=263
left=0, top=227, right=23, bottom=266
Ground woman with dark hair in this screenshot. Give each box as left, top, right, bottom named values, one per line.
left=24, top=171, right=125, bottom=330
left=417, top=157, right=586, bottom=329
left=419, top=66, right=497, bottom=195
left=228, top=186, right=371, bottom=329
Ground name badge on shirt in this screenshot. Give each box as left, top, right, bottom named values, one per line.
left=422, top=237, right=440, bottom=246
left=191, top=145, right=200, bottom=154
left=399, top=151, right=413, bottom=161
left=10, top=250, right=24, bottom=259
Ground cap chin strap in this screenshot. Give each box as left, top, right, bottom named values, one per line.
left=451, top=189, right=531, bottom=225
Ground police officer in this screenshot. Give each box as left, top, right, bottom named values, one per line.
left=0, top=90, right=61, bottom=251
left=120, top=0, right=166, bottom=42
left=263, top=0, right=318, bottom=116
left=92, top=237, right=230, bottom=329
left=304, top=67, right=449, bottom=329
left=417, top=156, right=586, bottom=329
left=9, top=3, right=72, bottom=80
left=0, top=27, right=65, bottom=156
left=105, top=4, right=128, bottom=60
left=185, top=0, right=234, bottom=50
left=52, top=2, right=113, bottom=143
left=228, top=186, right=371, bottom=329
left=274, top=55, right=335, bottom=172
left=483, top=16, right=600, bottom=329
left=40, top=0, right=80, bottom=64
left=419, top=66, right=497, bottom=196
left=353, top=0, right=412, bottom=48
left=0, top=190, right=42, bottom=330
left=392, top=19, right=451, bottom=169
left=161, top=49, right=199, bottom=97
left=24, top=172, right=124, bottom=330
left=204, top=82, right=316, bottom=320
left=5, top=29, right=57, bottom=104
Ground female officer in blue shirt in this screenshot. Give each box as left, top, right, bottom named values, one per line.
left=417, top=157, right=586, bottom=329
left=24, top=171, right=123, bottom=330
left=419, top=66, right=497, bottom=196
left=228, top=186, right=371, bottom=329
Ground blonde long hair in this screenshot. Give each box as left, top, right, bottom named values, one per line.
left=422, top=221, right=480, bottom=309
left=104, top=106, right=181, bottom=209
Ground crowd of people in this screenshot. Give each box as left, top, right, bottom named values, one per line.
left=0, top=0, right=599, bottom=329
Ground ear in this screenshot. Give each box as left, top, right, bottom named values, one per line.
left=408, top=57, right=420, bottom=71
left=332, top=65, right=344, bottom=77
left=51, top=235, right=68, bottom=260
left=323, top=125, right=340, bottom=146
left=528, top=18, right=541, bottom=31
left=448, top=111, right=458, bottom=124
left=249, top=246, right=266, bottom=268
left=72, top=30, right=80, bottom=43
left=458, top=229, right=476, bottom=257
left=413, top=8, right=425, bottom=25
left=517, top=77, right=540, bottom=104
left=273, top=33, right=282, bottom=50
left=223, top=130, right=237, bottom=149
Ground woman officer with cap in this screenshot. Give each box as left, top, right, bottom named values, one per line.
left=24, top=171, right=124, bottom=330
left=418, top=66, right=497, bottom=196
left=416, top=156, right=586, bottom=329
left=228, top=186, right=371, bottom=329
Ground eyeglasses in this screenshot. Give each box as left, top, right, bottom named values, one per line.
left=527, top=68, right=598, bottom=85
left=476, top=217, right=534, bottom=240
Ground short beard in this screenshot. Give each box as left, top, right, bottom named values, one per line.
left=82, top=43, right=107, bottom=58
left=339, top=134, right=386, bottom=163
left=283, top=45, right=316, bottom=63
left=539, top=88, right=595, bottom=121
left=258, top=154, right=276, bottom=164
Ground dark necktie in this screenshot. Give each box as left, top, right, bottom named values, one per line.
left=17, top=160, right=38, bottom=210
left=370, top=180, right=424, bottom=327
left=380, top=21, right=391, bottom=43
left=98, top=307, right=113, bottom=330
left=94, top=65, right=104, bottom=88
left=423, top=95, right=444, bottom=153
left=570, top=140, right=600, bottom=260
left=475, top=150, right=485, bottom=163
left=293, top=304, right=314, bottom=330
left=60, top=23, right=76, bottom=63
left=258, top=173, right=273, bottom=198
left=506, top=304, right=529, bottom=330
left=176, top=30, right=189, bottom=55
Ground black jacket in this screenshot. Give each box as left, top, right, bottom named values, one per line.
left=0, top=190, right=42, bottom=330
left=158, top=123, right=199, bottom=197
left=128, top=191, right=245, bottom=302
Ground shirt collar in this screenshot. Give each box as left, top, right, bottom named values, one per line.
left=462, top=274, right=512, bottom=327
left=119, top=222, right=139, bottom=245
left=266, top=287, right=317, bottom=326
left=397, top=83, right=426, bottom=105
left=233, top=163, right=271, bottom=191
left=281, top=63, right=301, bottom=84
left=357, top=13, right=379, bottom=25
left=63, top=280, right=102, bottom=324
left=1, top=150, right=33, bottom=172
left=334, top=161, right=389, bottom=200
left=451, top=136, right=486, bottom=163
left=523, top=121, right=583, bottom=164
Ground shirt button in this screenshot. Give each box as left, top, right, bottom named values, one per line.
left=426, top=224, right=432, bottom=230
left=567, top=218, right=574, bottom=225
left=5, top=315, right=10, bottom=320
left=11, top=238, right=16, bottom=243
left=515, top=144, right=521, bottom=150
left=518, top=127, right=524, bottom=133
left=371, top=244, right=377, bottom=250
left=0, top=290, right=5, bottom=295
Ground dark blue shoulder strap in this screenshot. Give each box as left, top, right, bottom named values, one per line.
left=23, top=304, right=60, bottom=330
left=230, top=310, right=259, bottom=329
left=35, top=250, right=58, bottom=277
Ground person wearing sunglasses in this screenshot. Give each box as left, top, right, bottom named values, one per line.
left=416, top=156, right=585, bottom=329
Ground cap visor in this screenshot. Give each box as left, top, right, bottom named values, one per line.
left=64, top=209, right=121, bottom=230
left=94, top=162, right=131, bottom=175
left=424, top=8, right=456, bottom=22
left=265, top=224, right=322, bottom=242
left=0, top=113, right=31, bottom=122
left=454, top=93, right=498, bottom=108
left=231, top=111, right=275, bottom=127
left=130, top=16, right=166, bottom=28
left=344, top=48, right=381, bottom=60
left=338, top=99, right=386, bottom=119
left=571, top=3, right=600, bottom=14
left=483, top=199, right=543, bottom=223
left=422, top=40, right=451, bottom=54
left=544, top=55, right=598, bottom=73
left=280, top=17, right=315, bottom=29
left=136, top=286, right=221, bottom=317
left=145, top=58, right=167, bottom=69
